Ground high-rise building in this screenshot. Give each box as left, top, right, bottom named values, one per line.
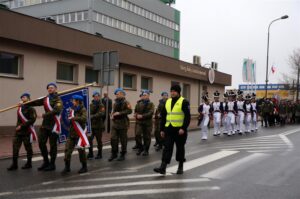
left=0, top=0, right=180, bottom=59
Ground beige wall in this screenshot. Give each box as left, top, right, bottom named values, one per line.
left=0, top=41, right=225, bottom=127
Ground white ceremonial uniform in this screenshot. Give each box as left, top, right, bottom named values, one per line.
left=236, top=100, right=245, bottom=134
left=222, top=102, right=229, bottom=134
left=251, top=102, right=258, bottom=132
left=212, top=102, right=222, bottom=136
left=201, top=104, right=211, bottom=140
left=244, top=103, right=252, bottom=133
left=227, top=101, right=236, bottom=136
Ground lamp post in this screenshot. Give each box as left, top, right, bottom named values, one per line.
left=265, top=15, right=289, bottom=98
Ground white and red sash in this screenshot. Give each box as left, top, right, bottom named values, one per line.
left=69, top=109, right=90, bottom=149
left=17, top=107, right=37, bottom=143
left=43, top=97, right=62, bottom=135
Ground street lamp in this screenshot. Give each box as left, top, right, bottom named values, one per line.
left=265, top=15, right=289, bottom=98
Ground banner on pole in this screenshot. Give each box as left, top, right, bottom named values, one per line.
left=242, top=58, right=256, bottom=83
left=59, top=88, right=90, bottom=143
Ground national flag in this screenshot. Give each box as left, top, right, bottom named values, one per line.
left=271, top=65, right=276, bottom=74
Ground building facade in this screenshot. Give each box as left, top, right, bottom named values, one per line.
left=0, top=9, right=231, bottom=131
left=0, top=0, right=180, bottom=59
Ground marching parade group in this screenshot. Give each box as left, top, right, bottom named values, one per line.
left=6, top=82, right=300, bottom=175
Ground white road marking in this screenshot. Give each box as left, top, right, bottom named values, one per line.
left=201, top=153, right=269, bottom=179
left=167, top=150, right=239, bottom=173
left=0, top=192, right=13, bottom=196
left=21, top=178, right=211, bottom=194
left=34, top=187, right=220, bottom=199
left=215, top=143, right=288, bottom=148
left=222, top=146, right=287, bottom=150
left=63, top=173, right=172, bottom=184
left=280, top=128, right=300, bottom=136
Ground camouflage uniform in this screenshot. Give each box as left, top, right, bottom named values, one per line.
left=135, top=99, right=155, bottom=155
left=154, top=99, right=166, bottom=150
left=88, top=100, right=105, bottom=159
left=109, top=97, right=132, bottom=161
left=30, top=93, right=63, bottom=170
left=8, top=105, right=37, bottom=170
left=64, top=104, right=87, bottom=167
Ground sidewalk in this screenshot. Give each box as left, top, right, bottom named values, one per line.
left=0, top=119, right=199, bottom=159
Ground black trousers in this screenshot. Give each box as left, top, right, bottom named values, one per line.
left=162, top=126, right=187, bottom=164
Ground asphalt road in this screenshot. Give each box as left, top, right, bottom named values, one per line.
left=1, top=124, right=300, bottom=199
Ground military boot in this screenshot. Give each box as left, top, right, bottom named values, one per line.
left=78, top=163, right=88, bottom=174
left=7, top=157, right=18, bottom=171
left=108, top=153, right=118, bottom=162
left=95, top=149, right=102, bottom=159
left=176, top=162, right=184, bottom=175
left=153, top=162, right=167, bottom=175
left=61, top=160, right=71, bottom=174
left=38, top=156, right=49, bottom=171
left=21, top=157, right=32, bottom=169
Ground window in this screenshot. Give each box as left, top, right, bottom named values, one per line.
left=183, top=84, right=191, bottom=101
left=85, top=67, right=99, bottom=83
left=0, top=52, right=21, bottom=77
left=123, top=73, right=136, bottom=89
left=57, top=62, right=77, bottom=82
left=64, top=13, right=70, bottom=23
left=70, top=12, right=76, bottom=22
left=141, top=76, right=153, bottom=91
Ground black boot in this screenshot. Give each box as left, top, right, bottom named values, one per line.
left=38, top=156, right=49, bottom=171
left=44, top=159, right=56, bottom=171
left=108, top=153, right=118, bottom=162
left=7, top=157, right=18, bottom=171
left=87, top=148, right=94, bottom=160
left=95, top=150, right=102, bottom=159
left=21, top=157, right=32, bottom=170
left=117, top=153, right=125, bottom=161
left=78, top=163, right=88, bottom=174
left=132, top=145, right=138, bottom=150
left=176, top=162, right=184, bottom=175
left=136, top=147, right=143, bottom=156
left=155, top=145, right=162, bottom=151
left=61, top=161, right=71, bottom=174
left=153, top=162, right=167, bottom=174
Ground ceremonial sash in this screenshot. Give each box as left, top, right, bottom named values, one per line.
left=17, top=107, right=37, bottom=143
left=43, top=97, right=61, bottom=135
left=69, top=109, right=90, bottom=149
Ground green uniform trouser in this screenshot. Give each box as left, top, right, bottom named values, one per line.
left=111, top=127, right=128, bottom=155
left=64, top=137, right=87, bottom=164
left=154, top=119, right=162, bottom=145
left=88, top=128, right=103, bottom=154
left=38, top=128, right=58, bottom=164
left=12, top=134, right=33, bottom=159
left=136, top=122, right=153, bottom=151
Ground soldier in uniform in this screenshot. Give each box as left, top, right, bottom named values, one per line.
left=236, top=90, right=245, bottom=135
left=101, top=92, right=112, bottom=133
left=8, top=93, right=37, bottom=171
left=262, top=98, right=273, bottom=127
left=29, top=83, right=63, bottom=171
left=154, top=85, right=190, bottom=175
left=132, top=94, right=143, bottom=150
left=222, top=92, right=229, bottom=135
left=250, top=93, right=258, bottom=132
left=154, top=92, right=168, bottom=151
left=108, top=88, right=132, bottom=162
left=87, top=91, right=105, bottom=160
left=243, top=94, right=253, bottom=133
left=134, top=90, right=155, bottom=156
left=278, top=100, right=287, bottom=126
left=199, top=94, right=211, bottom=140
left=62, top=95, right=88, bottom=174
left=211, top=91, right=223, bottom=136
left=225, top=91, right=238, bottom=136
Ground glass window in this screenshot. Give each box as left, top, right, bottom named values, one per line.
left=0, top=52, right=20, bottom=76
left=141, top=76, right=153, bottom=91
left=85, top=67, right=99, bottom=83
left=123, top=73, right=136, bottom=89
left=64, top=13, right=70, bottom=23
left=70, top=12, right=76, bottom=22
left=183, top=84, right=191, bottom=100
left=57, top=62, right=76, bottom=82
left=58, top=14, right=63, bottom=24
left=83, top=11, right=88, bottom=20
left=77, top=12, right=83, bottom=21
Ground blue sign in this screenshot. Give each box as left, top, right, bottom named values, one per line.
left=59, top=88, right=90, bottom=143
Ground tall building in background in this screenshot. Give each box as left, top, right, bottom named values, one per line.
left=0, top=0, right=180, bottom=59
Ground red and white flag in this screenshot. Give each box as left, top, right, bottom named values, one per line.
left=17, top=107, right=37, bottom=143
left=271, top=65, right=276, bottom=74
left=43, top=97, right=62, bottom=135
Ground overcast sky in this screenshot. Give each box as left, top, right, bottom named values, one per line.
left=173, top=0, right=300, bottom=88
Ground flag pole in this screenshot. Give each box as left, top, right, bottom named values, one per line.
left=0, top=82, right=101, bottom=113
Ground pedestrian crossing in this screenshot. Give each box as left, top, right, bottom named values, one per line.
left=213, top=134, right=294, bottom=153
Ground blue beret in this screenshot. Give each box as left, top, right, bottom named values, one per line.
left=72, top=95, right=84, bottom=101
left=92, top=91, right=100, bottom=97
left=20, top=93, right=30, bottom=99
left=47, top=82, right=57, bottom=89
left=114, top=88, right=126, bottom=95
left=141, top=90, right=150, bottom=96
left=161, top=91, right=168, bottom=96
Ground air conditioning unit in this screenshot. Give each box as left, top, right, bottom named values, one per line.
left=211, top=62, right=218, bottom=71
left=193, top=56, right=201, bottom=66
